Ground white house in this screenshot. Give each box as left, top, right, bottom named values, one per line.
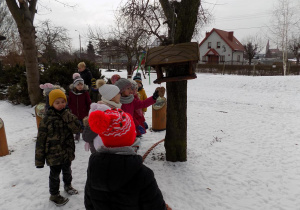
left=199, top=28, right=245, bottom=64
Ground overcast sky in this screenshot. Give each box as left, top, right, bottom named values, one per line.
left=34, top=0, right=299, bottom=52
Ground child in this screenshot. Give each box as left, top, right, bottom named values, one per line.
left=133, top=74, right=148, bottom=114
left=85, top=108, right=171, bottom=210
left=68, top=73, right=92, bottom=142
left=115, top=78, right=165, bottom=137
left=35, top=89, right=81, bottom=206
left=82, top=79, right=120, bottom=153
left=39, top=83, right=66, bottom=113
left=78, top=62, right=93, bottom=89
left=110, top=74, right=121, bottom=84
left=89, top=78, right=101, bottom=103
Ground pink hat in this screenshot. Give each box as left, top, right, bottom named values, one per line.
left=111, top=74, right=121, bottom=84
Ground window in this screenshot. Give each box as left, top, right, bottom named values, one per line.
left=208, top=42, right=211, bottom=49
left=237, top=55, right=240, bottom=62
left=202, top=56, right=207, bottom=62
left=217, top=42, right=221, bottom=48
left=220, top=55, right=225, bottom=62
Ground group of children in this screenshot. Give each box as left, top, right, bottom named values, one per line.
left=35, top=66, right=171, bottom=209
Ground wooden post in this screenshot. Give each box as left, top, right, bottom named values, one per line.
left=0, top=118, right=9, bottom=157
left=152, top=97, right=167, bottom=131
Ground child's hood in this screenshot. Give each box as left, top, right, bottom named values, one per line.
left=88, top=147, right=143, bottom=191
left=69, top=83, right=89, bottom=92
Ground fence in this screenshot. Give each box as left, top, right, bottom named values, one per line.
left=196, top=63, right=300, bottom=76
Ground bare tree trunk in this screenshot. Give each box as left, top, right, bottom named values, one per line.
left=160, top=0, right=200, bottom=162
left=6, top=0, right=41, bottom=106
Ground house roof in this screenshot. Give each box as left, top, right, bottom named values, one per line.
left=204, top=48, right=219, bottom=56
left=199, top=28, right=245, bottom=52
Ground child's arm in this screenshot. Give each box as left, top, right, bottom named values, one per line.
left=35, top=119, right=48, bottom=168
left=61, top=109, right=81, bottom=134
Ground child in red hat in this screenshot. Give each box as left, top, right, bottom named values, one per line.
left=85, top=108, right=170, bottom=210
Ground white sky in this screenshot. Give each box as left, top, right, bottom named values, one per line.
left=34, top=0, right=298, bottom=52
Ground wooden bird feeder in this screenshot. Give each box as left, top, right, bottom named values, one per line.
left=145, top=42, right=199, bottom=84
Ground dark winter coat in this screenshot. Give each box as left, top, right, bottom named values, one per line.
left=35, top=107, right=81, bottom=167
left=68, top=84, right=92, bottom=120
left=89, top=86, right=101, bottom=103
left=79, top=68, right=93, bottom=89
left=84, top=147, right=167, bottom=210
left=82, top=120, right=98, bottom=153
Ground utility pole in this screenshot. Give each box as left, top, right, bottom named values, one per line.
left=75, top=30, right=82, bottom=58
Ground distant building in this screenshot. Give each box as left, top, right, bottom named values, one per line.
left=199, top=28, right=245, bottom=64
left=265, top=40, right=281, bottom=58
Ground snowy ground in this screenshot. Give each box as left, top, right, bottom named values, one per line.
left=1, top=72, right=300, bottom=210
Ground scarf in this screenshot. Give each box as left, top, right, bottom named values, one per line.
left=101, top=98, right=122, bottom=108
left=120, top=94, right=134, bottom=104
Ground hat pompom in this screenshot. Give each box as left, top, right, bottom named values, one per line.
left=73, top=73, right=81, bottom=80
left=89, top=110, right=117, bottom=135
left=96, top=79, right=106, bottom=88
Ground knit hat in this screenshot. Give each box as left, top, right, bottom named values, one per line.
left=49, top=89, right=67, bottom=106
left=128, top=79, right=138, bottom=90
left=114, top=78, right=132, bottom=93
left=88, top=108, right=136, bottom=147
left=91, top=78, right=96, bottom=87
left=111, top=74, right=121, bottom=84
left=96, top=79, right=120, bottom=101
left=73, top=73, right=84, bottom=87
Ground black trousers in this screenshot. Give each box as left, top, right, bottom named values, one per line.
left=49, top=161, right=72, bottom=195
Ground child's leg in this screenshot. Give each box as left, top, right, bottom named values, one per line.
left=62, top=161, right=78, bottom=195
left=62, top=161, right=72, bottom=186
left=49, top=165, right=62, bottom=195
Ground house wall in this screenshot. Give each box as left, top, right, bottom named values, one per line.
left=199, top=31, right=244, bottom=64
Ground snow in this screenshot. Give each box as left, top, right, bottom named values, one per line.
left=1, top=72, right=300, bottom=210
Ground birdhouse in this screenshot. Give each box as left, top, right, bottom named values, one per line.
left=145, top=42, right=199, bottom=84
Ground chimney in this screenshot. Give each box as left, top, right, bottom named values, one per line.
left=228, top=32, right=233, bottom=41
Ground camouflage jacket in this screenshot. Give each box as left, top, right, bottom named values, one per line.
left=35, top=107, right=81, bottom=167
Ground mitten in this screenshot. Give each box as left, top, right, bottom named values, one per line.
left=84, top=142, right=90, bottom=152
left=158, top=87, right=165, bottom=97
left=152, top=90, right=159, bottom=100
left=144, top=121, right=148, bottom=130
left=137, top=125, right=146, bottom=134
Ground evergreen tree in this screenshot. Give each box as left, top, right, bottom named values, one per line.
left=87, top=41, right=95, bottom=61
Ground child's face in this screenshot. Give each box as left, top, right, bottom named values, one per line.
left=137, top=83, right=142, bottom=88
left=130, top=87, right=137, bottom=95
left=122, top=87, right=132, bottom=97
left=76, top=83, right=84, bottom=91
left=53, top=98, right=67, bottom=111
left=78, top=66, right=85, bottom=72
left=111, top=93, right=121, bottom=103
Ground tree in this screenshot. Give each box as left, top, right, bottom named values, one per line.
left=36, top=20, right=71, bottom=64
left=289, top=36, right=300, bottom=65
left=0, top=1, right=22, bottom=55
left=5, top=0, right=40, bottom=105
left=122, top=0, right=209, bottom=161
left=87, top=41, right=96, bottom=62
left=270, top=0, right=300, bottom=75
left=243, top=35, right=263, bottom=65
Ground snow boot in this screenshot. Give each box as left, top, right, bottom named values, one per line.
left=64, top=185, right=78, bottom=195
left=49, top=194, right=69, bottom=206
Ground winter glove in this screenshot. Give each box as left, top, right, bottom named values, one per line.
left=158, top=86, right=165, bottom=97
left=84, top=142, right=90, bottom=152
left=137, top=125, right=146, bottom=134
left=36, top=166, right=44, bottom=169
left=144, top=121, right=148, bottom=130
left=152, top=90, right=159, bottom=100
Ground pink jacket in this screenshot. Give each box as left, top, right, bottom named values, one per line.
left=121, top=96, right=155, bottom=117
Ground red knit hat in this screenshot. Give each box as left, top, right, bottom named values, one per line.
left=88, top=108, right=136, bottom=147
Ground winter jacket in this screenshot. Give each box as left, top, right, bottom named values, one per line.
left=68, top=84, right=92, bottom=120
left=84, top=147, right=167, bottom=210
left=138, top=87, right=147, bottom=112
left=79, top=68, right=93, bottom=89
left=121, top=96, right=155, bottom=118
left=35, top=107, right=81, bottom=167
left=89, top=87, right=101, bottom=103
left=133, top=94, right=146, bottom=136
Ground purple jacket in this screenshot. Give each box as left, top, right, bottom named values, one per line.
left=68, top=89, right=91, bottom=120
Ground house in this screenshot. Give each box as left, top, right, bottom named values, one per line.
left=265, top=40, right=281, bottom=58
left=198, top=28, right=245, bottom=64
